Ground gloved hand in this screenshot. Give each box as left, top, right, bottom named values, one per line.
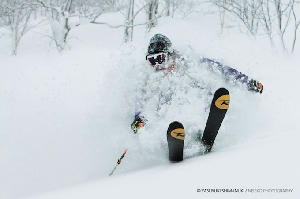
left=247, top=79, right=263, bottom=94
left=131, top=115, right=147, bottom=133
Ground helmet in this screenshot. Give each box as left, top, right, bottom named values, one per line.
left=147, top=34, right=172, bottom=54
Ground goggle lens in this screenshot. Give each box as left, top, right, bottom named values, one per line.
left=147, top=53, right=166, bottom=66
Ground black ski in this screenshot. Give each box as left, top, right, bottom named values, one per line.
left=201, top=87, right=230, bottom=152
left=167, top=121, right=185, bottom=162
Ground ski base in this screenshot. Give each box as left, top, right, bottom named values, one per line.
left=202, top=87, right=229, bottom=152
left=167, top=121, right=185, bottom=162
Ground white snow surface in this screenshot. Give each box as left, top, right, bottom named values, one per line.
left=0, top=10, right=300, bottom=199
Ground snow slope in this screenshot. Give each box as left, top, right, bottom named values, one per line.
left=24, top=130, right=300, bottom=199
left=0, top=7, right=300, bottom=199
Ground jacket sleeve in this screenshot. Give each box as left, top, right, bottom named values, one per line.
left=200, top=58, right=249, bottom=84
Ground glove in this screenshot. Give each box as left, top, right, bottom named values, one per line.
left=131, top=115, right=147, bottom=133
left=247, top=79, right=263, bottom=94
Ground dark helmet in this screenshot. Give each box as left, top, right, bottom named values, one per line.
left=147, top=34, right=172, bottom=54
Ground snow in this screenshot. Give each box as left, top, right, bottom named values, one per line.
left=21, top=131, right=300, bottom=199
left=79, top=18, right=91, bottom=26
left=1, top=8, right=300, bottom=199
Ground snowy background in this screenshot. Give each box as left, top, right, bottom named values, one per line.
left=1, top=2, right=300, bottom=199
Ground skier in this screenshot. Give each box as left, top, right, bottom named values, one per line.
left=131, top=34, right=263, bottom=161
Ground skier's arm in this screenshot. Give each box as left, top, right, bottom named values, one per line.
left=131, top=80, right=149, bottom=133
left=200, top=58, right=263, bottom=93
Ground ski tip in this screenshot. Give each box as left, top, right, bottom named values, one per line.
left=214, top=88, right=230, bottom=110
left=168, top=121, right=184, bottom=132
left=216, top=87, right=229, bottom=95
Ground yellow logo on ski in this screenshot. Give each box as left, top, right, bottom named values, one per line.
left=215, top=95, right=230, bottom=109
left=170, top=128, right=185, bottom=140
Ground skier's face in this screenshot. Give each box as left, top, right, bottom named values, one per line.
left=146, top=52, right=170, bottom=71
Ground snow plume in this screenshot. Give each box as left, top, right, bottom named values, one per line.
left=92, top=41, right=271, bottom=170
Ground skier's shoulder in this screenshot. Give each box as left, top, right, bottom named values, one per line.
left=170, top=49, right=181, bottom=59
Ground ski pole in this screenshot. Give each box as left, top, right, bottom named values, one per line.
left=109, top=149, right=128, bottom=176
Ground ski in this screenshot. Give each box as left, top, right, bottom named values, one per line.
left=201, top=87, right=230, bottom=152
left=167, top=121, right=185, bottom=162
left=167, top=88, right=229, bottom=161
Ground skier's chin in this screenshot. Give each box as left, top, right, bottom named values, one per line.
left=154, top=64, right=170, bottom=72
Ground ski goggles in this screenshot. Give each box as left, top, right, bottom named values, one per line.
left=146, top=52, right=168, bottom=68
